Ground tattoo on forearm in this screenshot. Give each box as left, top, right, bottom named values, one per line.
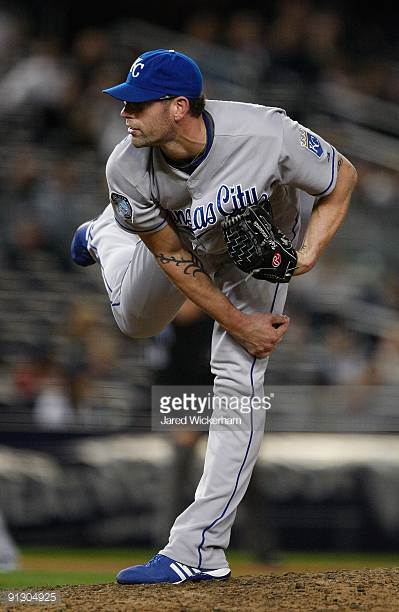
left=156, top=252, right=210, bottom=278
left=337, top=156, right=343, bottom=173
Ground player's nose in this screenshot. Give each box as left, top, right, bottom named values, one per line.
left=120, top=103, right=134, bottom=118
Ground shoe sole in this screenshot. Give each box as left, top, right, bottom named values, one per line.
left=117, top=570, right=231, bottom=585
left=171, top=565, right=231, bottom=584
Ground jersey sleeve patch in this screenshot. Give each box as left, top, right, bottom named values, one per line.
left=299, top=128, right=324, bottom=158
left=111, top=192, right=133, bottom=221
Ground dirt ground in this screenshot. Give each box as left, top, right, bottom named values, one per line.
left=2, top=567, right=399, bottom=611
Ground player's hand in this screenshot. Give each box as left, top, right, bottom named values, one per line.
left=229, top=313, right=290, bottom=358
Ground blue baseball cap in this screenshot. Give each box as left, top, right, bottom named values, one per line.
left=103, top=49, right=203, bottom=103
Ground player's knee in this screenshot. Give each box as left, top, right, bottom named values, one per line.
left=116, top=315, right=165, bottom=339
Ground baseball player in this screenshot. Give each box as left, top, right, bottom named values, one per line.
left=71, top=49, right=357, bottom=584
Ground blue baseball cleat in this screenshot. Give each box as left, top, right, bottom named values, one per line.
left=70, top=221, right=97, bottom=267
left=116, top=554, right=231, bottom=585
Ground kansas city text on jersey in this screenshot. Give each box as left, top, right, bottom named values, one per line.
left=170, top=184, right=267, bottom=232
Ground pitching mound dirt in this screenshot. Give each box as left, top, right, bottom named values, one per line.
left=3, top=567, right=399, bottom=611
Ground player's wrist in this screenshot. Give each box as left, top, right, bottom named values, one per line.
left=294, top=258, right=316, bottom=276
left=220, top=306, right=246, bottom=335
left=296, top=244, right=318, bottom=271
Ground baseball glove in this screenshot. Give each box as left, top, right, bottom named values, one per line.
left=222, top=195, right=298, bottom=283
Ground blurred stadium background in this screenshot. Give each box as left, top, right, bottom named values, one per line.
left=0, top=0, right=398, bottom=579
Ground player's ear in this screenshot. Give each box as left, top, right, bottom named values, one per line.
left=172, top=97, right=190, bottom=122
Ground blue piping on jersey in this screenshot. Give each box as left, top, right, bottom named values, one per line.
left=312, top=146, right=336, bottom=197
left=270, top=283, right=280, bottom=312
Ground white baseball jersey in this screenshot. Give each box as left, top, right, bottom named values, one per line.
left=106, top=100, right=338, bottom=256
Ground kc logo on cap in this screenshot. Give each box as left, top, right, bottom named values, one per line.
left=103, top=49, right=203, bottom=103
left=130, top=57, right=145, bottom=78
